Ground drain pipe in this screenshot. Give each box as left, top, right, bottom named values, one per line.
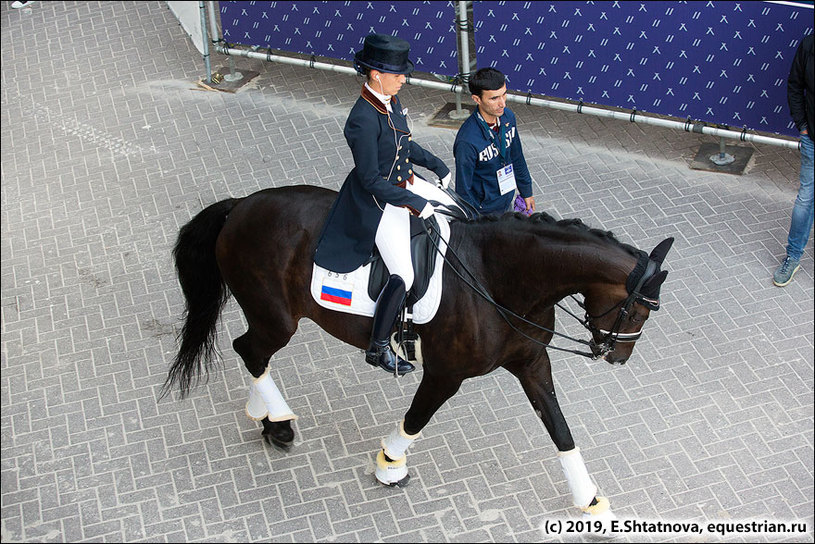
left=215, top=43, right=798, bottom=151
left=710, top=135, right=736, bottom=165
left=198, top=1, right=211, bottom=83
left=458, top=1, right=471, bottom=81
left=449, top=0, right=471, bottom=120
left=207, top=1, right=219, bottom=44
left=205, top=1, right=241, bottom=81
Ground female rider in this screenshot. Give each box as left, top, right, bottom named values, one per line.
left=314, top=33, right=454, bottom=375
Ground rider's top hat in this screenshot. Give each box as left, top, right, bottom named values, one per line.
left=354, top=33, right=414, bottom=75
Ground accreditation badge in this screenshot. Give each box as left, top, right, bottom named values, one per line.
left=497, top=163, right=517, bottom=196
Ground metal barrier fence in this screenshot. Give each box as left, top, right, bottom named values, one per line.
left=193, top=1, right=814, bottom=151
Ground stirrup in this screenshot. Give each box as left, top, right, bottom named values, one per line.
left=390, top=329, right=422, bottom=366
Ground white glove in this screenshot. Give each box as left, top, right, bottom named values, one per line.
left=418, top=203, right=435, bottom=219
left=437, top=173, right=451, bottom=189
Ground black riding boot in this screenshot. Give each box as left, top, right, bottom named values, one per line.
left=365, top=275, right=415, bottom=375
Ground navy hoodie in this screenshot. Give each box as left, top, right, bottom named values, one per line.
left=453, top=106, right=533, bottom=214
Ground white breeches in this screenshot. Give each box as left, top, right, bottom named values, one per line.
left=375, top=202, right=413, bottom=289
left=374, top=176, right=457, bottom=291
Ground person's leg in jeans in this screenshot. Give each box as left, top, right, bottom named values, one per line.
left=775, top=133, right=814, bottom=286
left=788, top=135, right=815, bottom=260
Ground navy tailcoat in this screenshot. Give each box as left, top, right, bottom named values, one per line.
left=313, top=86, right=450, bottom=273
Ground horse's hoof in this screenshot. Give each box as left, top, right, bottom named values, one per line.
left=581, top=496, right=612, bottom=518
left=261, top=419, right=295, bottom=452
left=262, top=430, right=293, bottom=452
left=582, top=497, right=616, bottom=538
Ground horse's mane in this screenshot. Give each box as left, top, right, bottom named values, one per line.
left=460, top=211, right=642, bottom=257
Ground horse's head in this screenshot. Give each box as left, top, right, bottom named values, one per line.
left=584, top=237, right=673, bottom=364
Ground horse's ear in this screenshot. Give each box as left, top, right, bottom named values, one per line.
left=649, top=237, right=674, bottom=265
left=641, top=269, right=668, bottom=300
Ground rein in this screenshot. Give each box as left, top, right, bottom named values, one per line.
left=423, top=203, right=654, bottom=359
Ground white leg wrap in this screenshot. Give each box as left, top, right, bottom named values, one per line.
left=381, top=420, right=420, bottom=461
left=558, top=448, right=598, bottom=510
left=245, top=368, right=297, bottom=422
left=245, top=380, right=269, bottom=421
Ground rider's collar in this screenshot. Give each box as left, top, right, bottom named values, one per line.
left=363, top=83, right=393, bottom=113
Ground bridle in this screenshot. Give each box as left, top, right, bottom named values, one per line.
left=560, top=259, right=660, bottom=360
left=422, top=202, right=661, bottom=360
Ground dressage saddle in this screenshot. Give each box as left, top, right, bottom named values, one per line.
left=367, top=215, right=442, bottom=306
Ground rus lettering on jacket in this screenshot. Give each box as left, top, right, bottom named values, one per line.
left=476, top=126, right=517, bottom=162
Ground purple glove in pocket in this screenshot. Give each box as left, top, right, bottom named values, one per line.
left=513, top=194, right=532, bottom=216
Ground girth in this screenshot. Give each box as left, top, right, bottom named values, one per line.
left=367, top=215, right=441, bottom=306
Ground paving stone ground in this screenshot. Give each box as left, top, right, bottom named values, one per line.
left=2, top=2, right=813, bottom=543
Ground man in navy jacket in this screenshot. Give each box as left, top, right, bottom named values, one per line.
left=454, top=68, right=535, bottom=215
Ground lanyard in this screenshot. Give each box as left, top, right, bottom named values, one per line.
left=476, top=111, right=509, bottom=165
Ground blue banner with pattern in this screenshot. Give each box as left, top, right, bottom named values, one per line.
left=219, top=1, right=460, bottom=76
left=473, top=1, right=813, bottom=137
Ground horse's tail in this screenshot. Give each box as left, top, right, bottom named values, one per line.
left=160, top=197, right=240, bottom=400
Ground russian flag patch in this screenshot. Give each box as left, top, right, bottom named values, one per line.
left=320, top=285, right=353, bottom=306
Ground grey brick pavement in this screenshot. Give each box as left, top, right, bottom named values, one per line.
left=1, top=2, right=812, bottom=542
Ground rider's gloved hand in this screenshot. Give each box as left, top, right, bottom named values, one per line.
left=418, top=203, right=435, bottom=219
left=437, top=173, right=451, bottom=189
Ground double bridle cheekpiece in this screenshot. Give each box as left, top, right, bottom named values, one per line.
left=574, top=258, right=661, bottom=360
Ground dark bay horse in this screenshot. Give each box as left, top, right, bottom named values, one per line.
left=163, top=185, right=672, bottom=521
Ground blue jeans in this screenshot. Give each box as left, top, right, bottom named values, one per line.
left=786, top=133, right=815, bottom=261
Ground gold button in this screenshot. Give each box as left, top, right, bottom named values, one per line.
left=397, top=165, right=401, bottom=170
left=408, top=137, right=412, bottom=141
left=408, top=169, right=413, bottom=174
left=405, top=158, right=409, bottom=163
left=397, top=176, right=402, bottom=181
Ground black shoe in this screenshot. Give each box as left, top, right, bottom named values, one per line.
left=366, top=343, right=415, bottom=375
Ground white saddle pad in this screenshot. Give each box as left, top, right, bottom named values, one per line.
left=310, top=216, right=450, bottom=325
